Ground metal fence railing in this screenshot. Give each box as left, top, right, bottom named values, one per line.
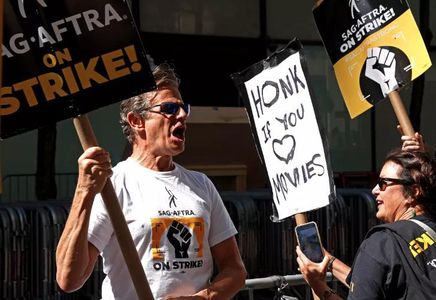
left=1, top=173, right=78, bottom=202
left=242, top=273, right=335, bottom=300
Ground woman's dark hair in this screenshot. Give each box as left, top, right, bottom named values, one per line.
left=385, top=148, right=436, bottom=217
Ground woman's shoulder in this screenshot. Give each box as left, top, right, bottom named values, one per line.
left=360, top=223, right=412, bottom=256
left=362, top=227, right=395, bottom=247
left=355, top=225, right=406, bottom=269
left=414, top=214, right=436, bottom=230
left=364, top=218, right=436, bottom=252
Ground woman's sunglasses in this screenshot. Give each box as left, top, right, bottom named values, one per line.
left=145, top=102, right=190, bottom=116
left=377, top=177, right=415, bottom=191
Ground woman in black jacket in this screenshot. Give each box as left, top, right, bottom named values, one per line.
left=296, top=149, right=436, bottom=299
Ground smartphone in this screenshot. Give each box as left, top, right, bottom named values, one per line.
left=295, top=221, right=324, bottom=263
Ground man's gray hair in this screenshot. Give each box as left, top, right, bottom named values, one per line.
left=120, top=63, right=180, bottom=144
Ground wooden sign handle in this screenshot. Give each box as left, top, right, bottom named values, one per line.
left=388, top=91, right=415, bottom=137
left=314, top=0, right=324, bottom=8
left=73, top=115, right=154, bottom=300
left=294, top=213, right=308, bottom=225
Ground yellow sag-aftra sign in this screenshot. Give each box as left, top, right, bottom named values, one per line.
left=313, top=0, right=431, bottom=118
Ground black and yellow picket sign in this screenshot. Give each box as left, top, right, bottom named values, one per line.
left=1, top=0, right=155, bottom=139
left=1, top=1, right=156, bottom=299
left=313, top=0, right=432, bottom=119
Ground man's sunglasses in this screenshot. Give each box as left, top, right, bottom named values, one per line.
left=144, top=102, right=190, bottom=116
left=377, top=177, right=415, bottom=191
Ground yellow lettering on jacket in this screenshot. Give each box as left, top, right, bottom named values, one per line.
left=409, top=232, right=435, bottom=257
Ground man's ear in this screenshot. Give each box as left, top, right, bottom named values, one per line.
left=127, top=112, right=145, bottom=130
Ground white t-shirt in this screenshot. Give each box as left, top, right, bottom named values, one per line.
left=88, top=158, right=237, bottom=300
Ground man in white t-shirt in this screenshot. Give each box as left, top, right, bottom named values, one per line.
left=56, top=63, right=247, bottom=299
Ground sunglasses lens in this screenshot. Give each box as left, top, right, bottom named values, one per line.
left=156, top=103, right=190, bottom=115
left=161, top=103, right=178, bottom=114
left=378, top=179, right=386, bottom=191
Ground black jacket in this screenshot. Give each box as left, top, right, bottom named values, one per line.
left=347, top=215, right=436, bottom=299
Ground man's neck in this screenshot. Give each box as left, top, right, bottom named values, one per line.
left=130, top=148, right=174, bottom=171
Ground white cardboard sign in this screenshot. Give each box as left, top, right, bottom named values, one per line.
left=243, top=50, right=332, bottom=219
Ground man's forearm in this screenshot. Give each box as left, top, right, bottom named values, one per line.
left=56, top=189, right=98, bottom=292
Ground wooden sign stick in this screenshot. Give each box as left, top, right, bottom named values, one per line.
left=73, top=114, right=154, bottom=300
left=388, top=90, right=415, bottom=136
left=294, top=213, right=308, bottom=226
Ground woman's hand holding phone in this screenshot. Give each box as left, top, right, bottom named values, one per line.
left=295, top=221, right=325, bottom=262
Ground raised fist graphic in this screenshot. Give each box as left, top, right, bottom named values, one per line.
left=167, top=220, right=192, bottom=258
left=365, top=47, right=399, bottom=97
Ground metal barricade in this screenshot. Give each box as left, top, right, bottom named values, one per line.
left=241, top=273, right=334, bottom=300
left=336, top=188, right=378, bottom=265
left=1, top=173, right=78, bottom=203
left=0, top=201, right=103, bottom=300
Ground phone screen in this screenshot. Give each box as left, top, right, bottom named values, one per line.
left=295, top=222, right=324, bottom=263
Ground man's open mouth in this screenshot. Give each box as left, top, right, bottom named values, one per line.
left=172, top=126, right=185, bottom=140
